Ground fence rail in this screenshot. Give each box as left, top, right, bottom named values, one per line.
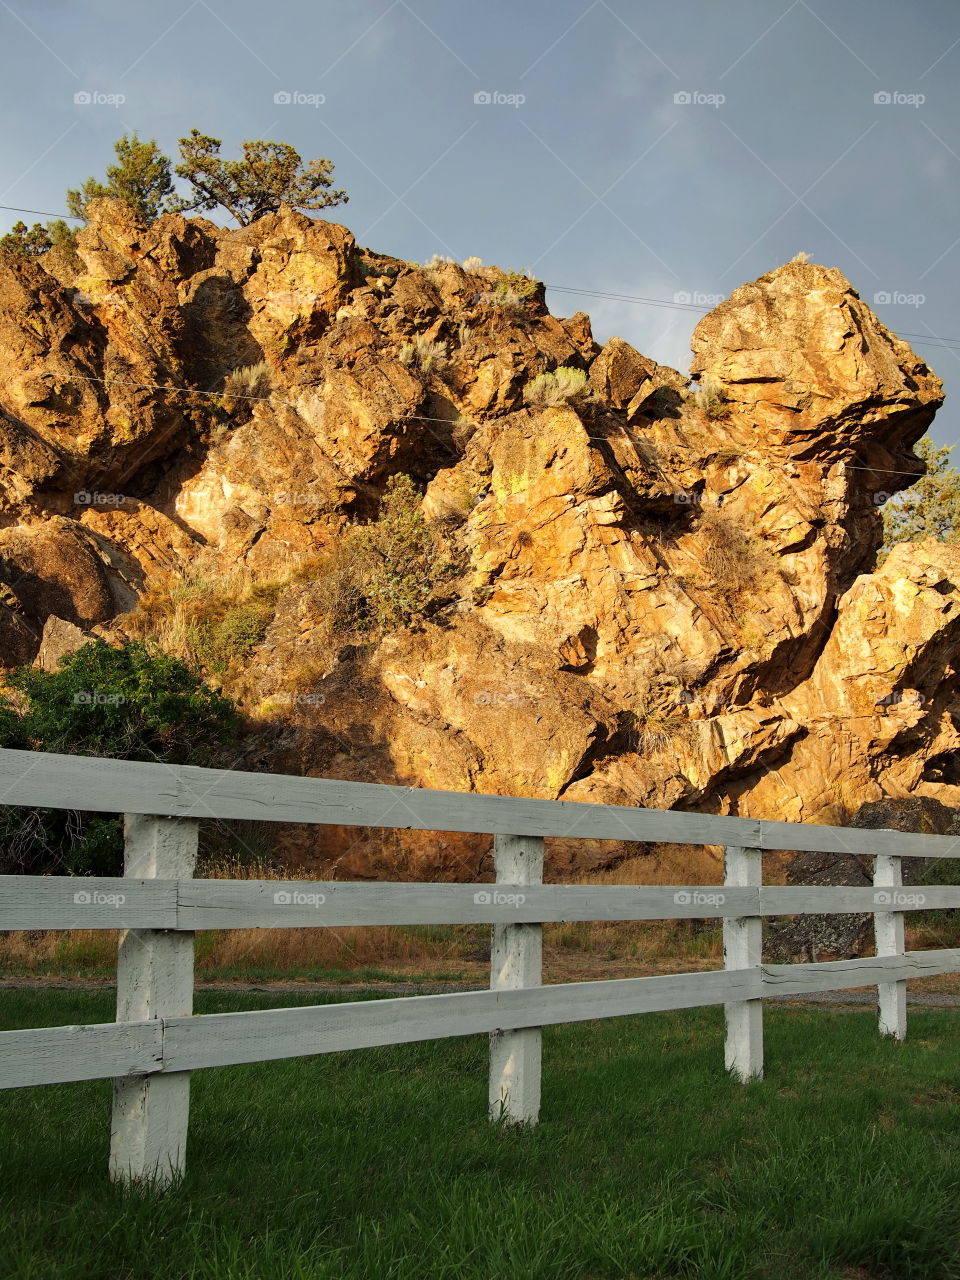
left=2, top=747, right=960, bottom=856
left=0, top=748, right=956, bottom=1187
left=0, top=877, right=956, bottom=931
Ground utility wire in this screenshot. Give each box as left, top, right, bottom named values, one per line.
left=1, top=202, right=958, bottom=350
left=0, top=204, right=84, bottom=221
left=0, top=361, right=944, bottom=484
left=544, top=284, right=960, bottom=351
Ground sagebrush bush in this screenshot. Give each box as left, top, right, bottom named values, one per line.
left=524, top=365, right=591, bottom=408
left=223, top=360, right=272, bottom=399
left=398, top=335, right=448, bottom=372
left=697, top=506, right=776, bottom=598
left=689, top=372, right=726, bottom=418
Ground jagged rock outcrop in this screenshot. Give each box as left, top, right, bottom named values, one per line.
left=765, top=797, right=957, bottom=961
left=0, top=198, right=953, bottom=876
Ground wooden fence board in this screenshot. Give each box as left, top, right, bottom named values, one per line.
left=4, top=748, right=960, bottom=856
left=0, top=1021, right=161, bottom=1089
left=3, top=879, right=960, bottom=931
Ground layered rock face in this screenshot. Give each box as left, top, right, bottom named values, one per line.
left=0, top=199, right=954, bottom=873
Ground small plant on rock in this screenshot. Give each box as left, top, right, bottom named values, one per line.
left=491, top=270, right=538, bottom=313
left=398, top=335, right=449, bottom=372
left=223, top=360, right=272, bottom=400
left=689, top=373, right=727, bottom=419
left=524, top=365, right=591, bottom=408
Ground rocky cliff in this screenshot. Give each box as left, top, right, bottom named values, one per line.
left=0, top=198, right=954, bottom=876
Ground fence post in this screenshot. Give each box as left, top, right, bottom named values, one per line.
left=488, top=834, right=544, bottom=1124
left=109, top=813, right=199, bottom=1187
left=874, top=853, right=907, bottom=1040
left=723, top=845, right=763, bottom=1081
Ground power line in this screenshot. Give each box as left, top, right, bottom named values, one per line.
left=0, top=359, right=943, bottom=484
left=1, top=204, right=958, bottom=350
left=0, top=204, right=84, bottom=222
left=544, top=283, right=960, bottom=352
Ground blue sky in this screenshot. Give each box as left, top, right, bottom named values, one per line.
left=2, top=0, right=959, bottom=461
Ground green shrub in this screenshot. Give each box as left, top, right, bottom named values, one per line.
left=492, top=271, right=538, bottom=311
left=0, top=640, right=242, bottom=875
left=524, top=365, right=591, bottom=408
left=351, top=474, right=440, bottom=630
left=309, top=474, right=446, bottom=635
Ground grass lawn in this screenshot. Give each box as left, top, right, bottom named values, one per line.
left=1, top=992, right=960, bottom=1279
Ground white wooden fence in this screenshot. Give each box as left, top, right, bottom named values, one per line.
left=1, top=746, right=959, bottom=1187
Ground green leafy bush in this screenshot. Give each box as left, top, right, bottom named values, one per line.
left=351, top=474, right=440, bottom=630
left=0, top=640, right=241, bottom=875
left=310, top=474, right=447, bottom=636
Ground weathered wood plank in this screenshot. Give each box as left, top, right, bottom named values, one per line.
left=724, top=847, right=763, bottom=1082
left=3, top=747, right=960, bottom=855
left=160, top=968, right=760, bottom=1071
left=761, top=948, right=960, bottom=994
left=756, top=820, right=960, bottom=859
left=109, top=815, right=198, bottom=1189
left=0, top=1021, right=161, bottom=1089
left=177, top=882, right=760, bottom=928
left=875, top=854, right=907, bottom=1040
left=760, top=885, right=960, bottom=914
left=160, top=949, right=960, bottom=1072
left=0, top=748, right=763, bottom=845
left=6, top=948, right=960, bottom=1088
left=1, top=876, right=956, bottom=933
left=489, top=835, right=543, bottom=1125
left=0, top=876, right=177, bottom=930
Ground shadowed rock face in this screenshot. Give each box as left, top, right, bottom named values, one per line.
left=0, top=198, right=953, bottom=870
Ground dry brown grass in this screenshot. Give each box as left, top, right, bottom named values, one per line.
left=696, top=505, right=778, bottom=599
left=124, top=567, right=284, bottom=687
